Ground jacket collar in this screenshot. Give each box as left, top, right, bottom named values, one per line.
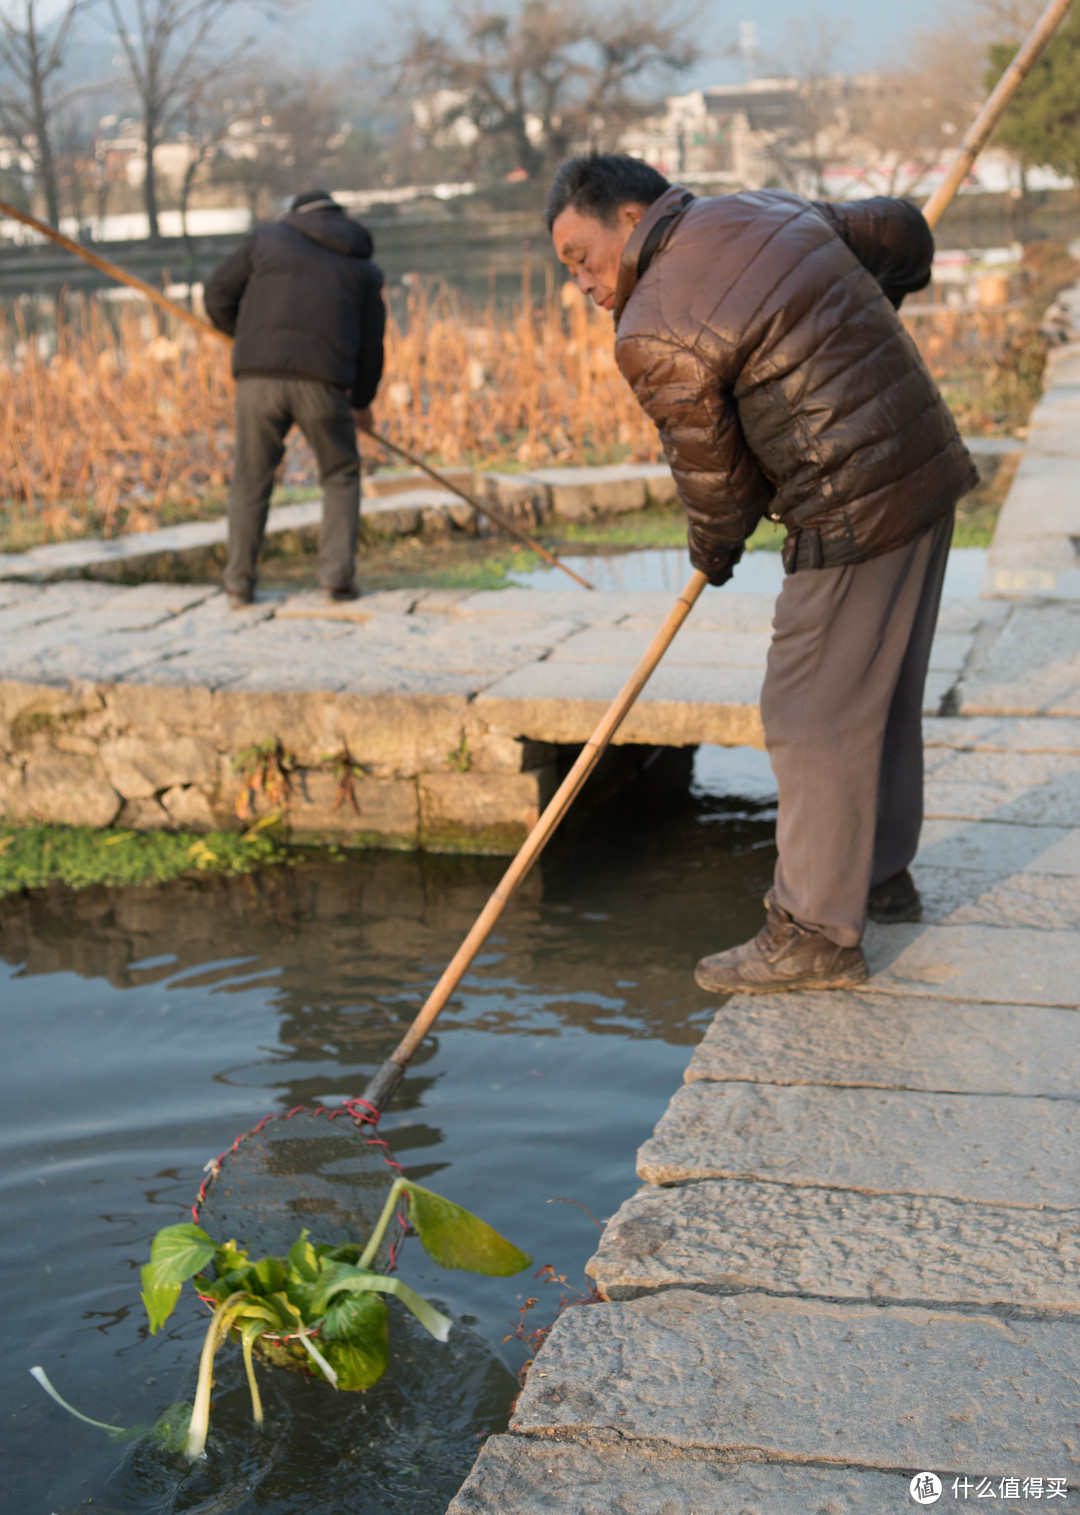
left=613, top=185, right=694, bottom=324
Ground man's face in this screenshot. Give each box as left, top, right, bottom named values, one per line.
left=551, top=202, right=646, bottom=312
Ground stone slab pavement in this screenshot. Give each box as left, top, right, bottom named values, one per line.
left=447, top=1438, right=1024, bottom=1514
left=448, top=285, right=1080, bottom=1510
left=0, top=575, right=993, bottom=754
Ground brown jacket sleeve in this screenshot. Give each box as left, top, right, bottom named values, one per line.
left=813, top=197, right=934, bottom=309
left=616, top=333, right=776, bottom=584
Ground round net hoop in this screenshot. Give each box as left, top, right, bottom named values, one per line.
left=191, top=1095, right=410, bottom=1347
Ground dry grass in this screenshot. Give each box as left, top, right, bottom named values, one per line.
left=905, top=306, right=1047, bottom=436
left=0, top=297, right=233, bottom=549
left=375, top=272, right=661, bottom=471
left=0, top=243, right=1074, bottom=550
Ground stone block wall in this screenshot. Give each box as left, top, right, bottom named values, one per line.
left=0, top=677, right=561, bottom=853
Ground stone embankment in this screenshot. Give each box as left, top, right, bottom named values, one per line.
left=0, top=461, right=680, bottom=584
left=0, top=448, right=1008, bottom=850
left=0, top=577, right=985, bottom=850
left=0, top=445, right=1012, bottom=585
left=445, top=300, right=1080, bottom=1507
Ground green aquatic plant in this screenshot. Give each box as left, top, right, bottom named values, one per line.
left=28, top=1367, right=192, bottom=1451
left=0, top=822, right=292, bottom=896
left=139, top=1178, right=530, bottom=1462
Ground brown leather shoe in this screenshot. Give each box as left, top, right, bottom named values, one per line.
left=694, top=902, right=868, bottom=994
left=867, top=868, right=922, bottom=924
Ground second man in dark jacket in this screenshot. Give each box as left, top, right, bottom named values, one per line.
left=206, top=189, right=386, bottom=603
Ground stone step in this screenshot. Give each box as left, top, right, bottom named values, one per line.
left=474, top=659, right=767, bottom=748
left=861, top=922, right=1080, bottom=1007
left=914, top=868, right=1080, bottom=930
left=684, top=992, right=1080, bottom=1096
left=959, top=604, right=1080, bottom=715
left=917, top=819, right=1080, bottom=872
left=636, top=1082, right=1080, bottom=1208
left=516, top=462, right=653, bottom=519
left=452, top=586, right=779, bottom=631
left=447, top=1436, right=935, bottom=1514
left=924, top=747, right=1080, bottom=826
left=545, top=623, right=775, bottom=668
left=510, top=1289, right=1080, bottom=1481
left=586, top=1177, right=1080, bottom=1310
left=923, top=715, right=1080, bottom=753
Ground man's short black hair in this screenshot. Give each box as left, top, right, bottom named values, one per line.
left=545, top=153, right=671, bottom=232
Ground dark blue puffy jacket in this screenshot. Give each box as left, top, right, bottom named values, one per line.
left=205, top=206, right=385, bottom=408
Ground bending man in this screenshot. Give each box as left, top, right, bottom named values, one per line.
left=547, top=154, right=976, bottom=993
left=206, top=189, right=386, bottom=605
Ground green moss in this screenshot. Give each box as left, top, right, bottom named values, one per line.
left=418, top=820, right=527, bottom=855
left=0, top=823, right=294, bottom=896
left=445, top=733, right=473, bottom=772
left=418, top=546, right=540, bottom=590
left=10, top=709, right=57, bottom=745
left=555, top=506, right=688, bottom=550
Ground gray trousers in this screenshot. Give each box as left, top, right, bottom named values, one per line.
left=761, top=510, right=953, bottom=947
left=225, top=376, right=361, bottom=595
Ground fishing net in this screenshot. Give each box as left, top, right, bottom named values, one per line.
left=192, top=1097, right=408, bottom=1277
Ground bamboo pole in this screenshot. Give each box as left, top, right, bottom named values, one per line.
left=359, top=430, right=594, bottom=589
left=0, top=199, right=224, bottom=339
left=921, top=0, right=1075, bottom=230
left=362, top=566, right=708, bottom=1110
left=0, top=196, right=594, bottom=589
left=360, top=0, right=1077, bottom=1112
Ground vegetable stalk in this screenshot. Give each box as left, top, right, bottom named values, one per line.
left=184, top=1292, right=246, bottom=1462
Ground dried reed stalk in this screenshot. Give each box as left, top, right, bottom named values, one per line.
left=0, top=283, right=1022, bottom=544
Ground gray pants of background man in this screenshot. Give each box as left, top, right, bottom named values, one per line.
left=761, top=509, right=954, bottom=947
left=225, top=376, right=361, bottom=597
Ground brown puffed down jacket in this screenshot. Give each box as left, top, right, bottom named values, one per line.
left=614, top=186, right=978, bottom=581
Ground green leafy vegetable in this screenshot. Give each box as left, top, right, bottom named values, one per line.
left=140, top=1223, right=218, bottom=1333
left=149, top=1402, right=194, bottom=1453
left=402, top=1183, right=533, bottom=1276
left=130, top=1178, right=531, bottom=1462
left=322, top=1332, right=389, bottom=1392
left=312, top=1266, right=453, bottom=1343
left=288, top=1230, right=319, bottom=1282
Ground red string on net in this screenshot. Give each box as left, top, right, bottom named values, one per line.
left=191, top=1095, right=411, bottom=1340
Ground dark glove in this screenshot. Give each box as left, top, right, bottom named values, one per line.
left=688, top=527, right=744, bottom=588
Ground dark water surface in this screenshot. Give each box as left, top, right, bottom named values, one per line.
left=0, top=748, right=777, bottom=1515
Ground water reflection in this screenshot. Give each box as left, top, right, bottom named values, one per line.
left=511, top=543, right=990, bottom=600
left=0, top=748, right=775, bottom=1513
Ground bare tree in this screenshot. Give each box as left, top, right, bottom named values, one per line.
left=839, top=19, right=985, bottom=198
left=757, top=21, right=846, bottom=196
left=0, top=0, right=83, bottom=223
left=102, top=0, right=254, bottom=239
left=397, top=0, right=702, bottom=180
left=842, top=0, right=1049, bottom=201
left=210, top=69, right=341, bottom=220
left=172, top=81, right=252, bottom=236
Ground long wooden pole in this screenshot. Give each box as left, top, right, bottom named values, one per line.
left=0, top=199, right=218, bottom=335
left=921, top=0, right=1075, bottom=230
left=356, top=430, right=594, bottom=589
left=360, top=0, right=1076, bottom=1112
left=0, top=197, right=594, bottom=589
left=361, top=566, right=708, bottom=1109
